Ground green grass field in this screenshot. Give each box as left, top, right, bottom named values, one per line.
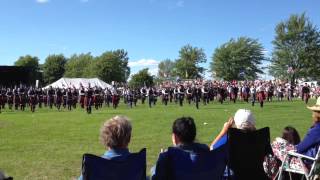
left=0, top=99, right=315, bottom=179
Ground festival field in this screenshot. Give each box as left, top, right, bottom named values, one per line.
left=0, top=99, right=315, bottom=179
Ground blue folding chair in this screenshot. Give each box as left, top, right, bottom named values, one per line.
left=81, top=148, right=146, bottom=180
left=165, top=144, right=228, bottom=180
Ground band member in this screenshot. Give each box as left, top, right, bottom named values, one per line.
left=147, top=87, right=154, bottom=108
left=62, top=88, right=67, bottom=109
left=250, top=85, right=257, bottom=106
left=111, top=88, right=120, bottom=109
left=6, top=88, right=14, bottom=110
left=173, top=86, right=179, bottom=104
left=19, top=86, right=26, bottom=111
left=55, top=88, right=63, bottom=111
left=104, top=88, right=112, bottom=107
left=79, top=86, right=85, bottom=108
left=13, top=87, right=20, bottom=110
left=186, top=86, right=193, bottom=105
left=162, top=87, right=170, bottom=106
left=126, top=88, right=134, bottom=108
left=47, top=86, right=55, bottom=109
left=194, top=85, right=202, bottom=109
left=72, top=87, right=78, bottom=109
left=302, top=83, right=310, bottom=104
left=85, top=86, right=93, bottom=113
left=28, top=87, right=36, bottom=112
left=178, top=85, right=185, bottom=107
left=140, top=87, right=147, bottom=104
left=36, top=88, right=43, bottom=108
left=93, top=87, right=101, bottom=110
left=66, top=88, right=73, bottom=111
left=277, top=85, right=284, bottom=101
left=266, top=84, right=274, bottom=102
left=202, top=85, right=209, bottom=105
left=257, top=83, right=266, bottom=108
left=0, top=88, right=6, bottom=109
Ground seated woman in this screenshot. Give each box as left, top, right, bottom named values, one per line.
left=264, top=126, right=301, bottom=178
left=210, top=109, right=256, bottom=149
left=78, top=115, right=132, bottom=180
left=264, top=97, right=320, bottom=178
left=151, top=117, right=209, bottom=180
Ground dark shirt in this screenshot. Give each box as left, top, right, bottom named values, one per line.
left=151, top=143, right=209, bottom=180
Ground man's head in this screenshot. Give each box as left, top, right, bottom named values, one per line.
left=172, top=117, right=196, bottom=145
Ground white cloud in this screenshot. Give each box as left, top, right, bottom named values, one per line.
left=36, top=0, right=49, bottom=3
left=80, top=0, right=89, bottom=3
left=128, top=59, right=159, bottom=67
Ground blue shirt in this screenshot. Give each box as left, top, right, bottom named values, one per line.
left=78, top=148, right=130, bottom=180
left=296, top=122, right=320, bottom=158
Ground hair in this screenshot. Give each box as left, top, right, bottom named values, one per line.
left=313, top=111, right=320, bottom=123
left=282, top=126, right=301, bottom=145
left=100, top=115, right=132, bottom=149
left=172, top=117, right=196, bottom=144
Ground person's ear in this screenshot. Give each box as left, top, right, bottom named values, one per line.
left=172, top=133, right=179, bottom=146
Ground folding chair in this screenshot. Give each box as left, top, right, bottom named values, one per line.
left=81, top=148, right=146, bottom=180
left=277, top=146, right=320, bottom=180
left=165, top=144, right=228, bottom=180
left=228, top=127, right=273, bottom=180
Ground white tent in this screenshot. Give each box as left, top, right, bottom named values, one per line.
left=44, top=78, right=113, bottom=89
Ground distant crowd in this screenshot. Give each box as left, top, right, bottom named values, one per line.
left=0, top=79, right=319, bottom=113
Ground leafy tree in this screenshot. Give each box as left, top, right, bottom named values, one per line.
left=14, top=55, right=40, bottom=85
left=94, top=49, right=130, bottom=83
left=43, top=54, right=67, bottom=84
left=210, top=37, right=265, bottom=81
left=64, top=53, right=94, bottom=78
left=269, top=13, right=320, bottom=83
left=175, top=45, right=206, bottom=79
left=129, top=68, right=154, bottom=88
left=158, top=59, right=176, bottom=79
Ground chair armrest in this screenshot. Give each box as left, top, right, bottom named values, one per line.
left=287, top=151, right=316, bottom=161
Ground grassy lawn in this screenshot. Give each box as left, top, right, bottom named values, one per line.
left=0, top=99, right=315, bottom=179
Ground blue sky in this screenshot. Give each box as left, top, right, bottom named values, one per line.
left=0, top=0, right=319, bottom=78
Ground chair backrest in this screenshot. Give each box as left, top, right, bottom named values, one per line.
left=81, top=148, right=146, bottom=180
left=311, top=146, right=320, bottom=175
left=228, top=127, right=272, bottom=180
left=166, top=144, right=228, bottom=180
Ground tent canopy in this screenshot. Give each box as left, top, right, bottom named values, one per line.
left=44, top=78, right=113, bottom=89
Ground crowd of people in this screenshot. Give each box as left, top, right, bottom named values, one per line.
left=0, top=80, right=319, bottom=114
left=74, top=97, right=320, bottom=180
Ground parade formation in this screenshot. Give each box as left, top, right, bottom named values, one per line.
left=0, top=80, right=318, bottom=114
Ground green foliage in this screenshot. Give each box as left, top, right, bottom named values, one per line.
left=14, top=55, right=39, bottom=70
left=210, top=37, right=265, bottom=81
left=129, top=68, right=154, bottom=88
left=64, top=53, right=94, bottom=78
left=94, top=49, right=130, bottom=83
left=269, top=13, right=320, bottom=83
left=14, top=55, right=40, bottom=85
left=157, top=59, right=176, bottom=79
left=43, top=54, right=67, bottom=84
left=175, top=44, right=207, bottom=79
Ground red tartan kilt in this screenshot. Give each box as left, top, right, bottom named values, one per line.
left=43, top=96, right=47, bottom=102
left=112, top=95, right=119, bottom=104
left=93, top=96, right=97, bottom=104
left=80, top=96, right=85, bottom=104
left=29, top=97, right=36, bottom=105
left=258, top=92, right=265, bottom=101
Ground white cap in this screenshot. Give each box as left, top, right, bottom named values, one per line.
left=234, top=109, right=256, bottom=129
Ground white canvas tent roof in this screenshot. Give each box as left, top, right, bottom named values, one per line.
left=44, top=78, right=113, bottom=89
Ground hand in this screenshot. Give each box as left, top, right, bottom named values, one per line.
left=222, top=117, right=234, bottom=132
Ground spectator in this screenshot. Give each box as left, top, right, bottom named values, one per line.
left=78, top=115, right=132, bottom=180
left=210, top=109, right=256, bottom=149
left=151, top=117, right=209, bottom=180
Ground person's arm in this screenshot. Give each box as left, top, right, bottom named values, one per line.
left=210, top=117, right=234, bottom=150
left=296, top=128, right=318, bottom=153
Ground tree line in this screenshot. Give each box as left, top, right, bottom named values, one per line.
left=14, top=13, right=320, bottom=87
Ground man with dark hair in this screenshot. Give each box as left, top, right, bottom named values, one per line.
left=151, top=117, right=209, bottom=180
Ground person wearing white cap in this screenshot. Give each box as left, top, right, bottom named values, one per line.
left=210, top=109, right=256, bottom=149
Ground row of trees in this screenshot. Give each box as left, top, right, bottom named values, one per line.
left=14, top=13, right=320, bottom=87
left=14, top=50, right=130, bottom=85
left=156, top=13, right=320, bottom=83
